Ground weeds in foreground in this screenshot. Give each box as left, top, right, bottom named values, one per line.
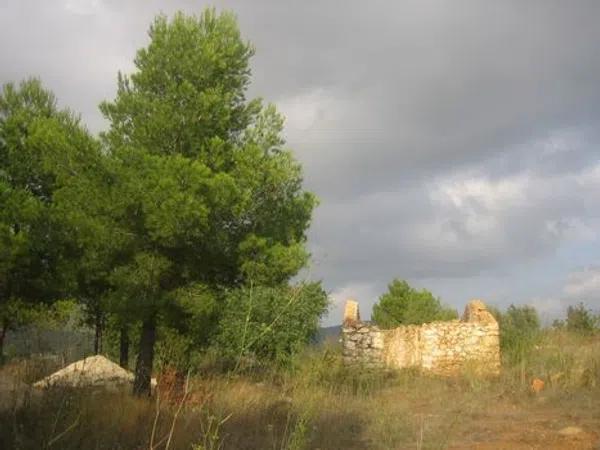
left=193, top=411, right=231, bottom=450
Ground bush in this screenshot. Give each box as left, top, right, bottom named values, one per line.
left=213, top=282, right=328, bottom=367
left=566, top=303, right=598, bottom=335
left=498, top=304, right=541, bottom=365
left=371, top=279, right=457, bottom=328
left=155, top=327, right=196, bottom=372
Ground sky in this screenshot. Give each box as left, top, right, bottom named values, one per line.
left=2, top=0, right=600, bottom=325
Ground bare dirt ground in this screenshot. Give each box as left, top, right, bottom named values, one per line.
left=446, top=399, right=599, bottom=450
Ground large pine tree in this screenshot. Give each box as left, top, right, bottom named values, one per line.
left=99, top=10, right=317, bottom=395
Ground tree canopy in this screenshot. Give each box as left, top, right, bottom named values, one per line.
left=371, top=279, right=457, bottom=328
left=0, top=78, right=98, bottom=360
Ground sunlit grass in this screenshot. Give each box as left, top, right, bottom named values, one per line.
left=1, top=329, right=599, bottom=449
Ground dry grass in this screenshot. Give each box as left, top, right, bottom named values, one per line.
left=0, top=330, right=599, bottom=449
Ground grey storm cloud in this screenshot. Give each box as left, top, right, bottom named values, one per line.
left=2, top=0, right=600, bottom=323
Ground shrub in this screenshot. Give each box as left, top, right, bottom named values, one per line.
left=566, top=302, right=598, bottom=335
left=213, top=282, right=328, bottom=367
left=498, top=304, right=541, bottom=365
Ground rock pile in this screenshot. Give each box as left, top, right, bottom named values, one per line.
left=33, top=355, right=155, bottom=391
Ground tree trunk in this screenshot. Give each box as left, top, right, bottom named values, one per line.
left=119, top=326, right=129, bottom=369
left=93, top=312, right=103, bottom=355
left=0, top=323, right=6, bottom=365
left=133, top=317, right=156, bottom=396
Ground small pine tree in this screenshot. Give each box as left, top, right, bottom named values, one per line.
left=371, top=279, right=457, bottom=328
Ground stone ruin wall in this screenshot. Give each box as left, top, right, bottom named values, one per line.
left=342, top=299, right=501, bottom=376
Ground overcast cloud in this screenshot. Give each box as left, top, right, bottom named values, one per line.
left=3, top=0, right=600, bottom=324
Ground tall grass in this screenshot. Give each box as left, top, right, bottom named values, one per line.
left=1, top=329, right=599, bottom=449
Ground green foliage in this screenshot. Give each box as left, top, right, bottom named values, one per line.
left=0, top=79, right=97, bottom=339
left=497, top=304, right=541, bottom=365
left=0, top=299, right=36, bottom=342
left=371, top=279, right=457, bottom=328
left=98, top=8, right=316, bottom=302
left=155, top=327, right=195, bottom=372
left=501, top=304, right=540, bottom=333
left=96, top=9, right=317, bottom=386
left=25, top=299, right=82, bottom=330
left=155, top=284, right=220, bottom=371
left=214, top=282, right=329, bottom=366
left=566, top=302, right=598, bottom=335
left=1, top=10, right=319, bottom=377
left=100, top=9, right=260, bottom=160
left=0, top=79, right=113, bottom=356
left=0, top=299, right=88, bottom=362
left=0, top=298, right=81, bottom=335
left=1, top=80, right=59, bottom=310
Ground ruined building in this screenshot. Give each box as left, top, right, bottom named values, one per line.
left=342, top=299, right=501, bottom=375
